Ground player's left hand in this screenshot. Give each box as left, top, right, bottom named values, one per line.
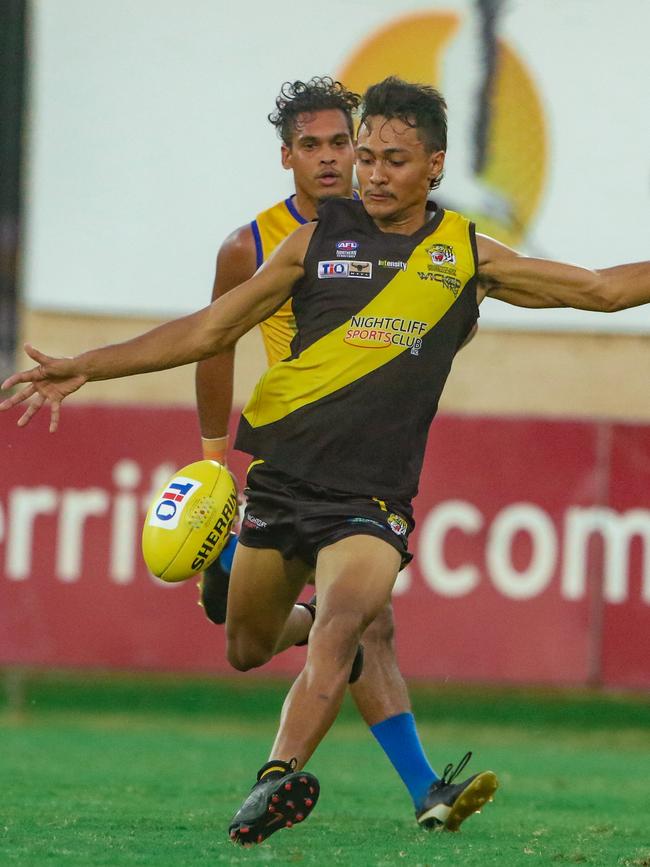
left=0, top=343, right=88, bottom=432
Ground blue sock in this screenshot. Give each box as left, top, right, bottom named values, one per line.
left=370, top=712, right=439, bottom=810
left=217, top=533, right=238, bottom=574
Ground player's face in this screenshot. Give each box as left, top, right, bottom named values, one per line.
left=281, top=109, right=355, bottom=202
left=355, top=116, right=445, bottom=230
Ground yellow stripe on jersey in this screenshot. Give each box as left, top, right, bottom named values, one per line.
left=258, top=311, right=295, bottom=367
left=243, top=210, right=475, bottom=429
left=254, top=198, right=305, bottom=365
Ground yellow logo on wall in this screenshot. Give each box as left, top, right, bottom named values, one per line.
left=338, top=10, right=548, bottom=248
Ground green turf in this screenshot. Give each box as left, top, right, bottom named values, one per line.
left=2, top=671, right=650, bottom=866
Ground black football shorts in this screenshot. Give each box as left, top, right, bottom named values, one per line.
left=238, top=460, right=414, bottom=568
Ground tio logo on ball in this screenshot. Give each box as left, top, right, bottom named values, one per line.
left=150, top=477, right=200, bottom=530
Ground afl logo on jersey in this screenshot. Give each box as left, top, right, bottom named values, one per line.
left=336, top=240, right=359, bottom=258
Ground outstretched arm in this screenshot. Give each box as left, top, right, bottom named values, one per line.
left=1, top=223, right=314, bottom=430
left=476, top=234, right=650, bottom=312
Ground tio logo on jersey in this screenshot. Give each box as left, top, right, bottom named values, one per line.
left=318, top=260, right=372, bottom=279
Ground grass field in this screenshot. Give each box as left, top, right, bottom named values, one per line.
left=2, top=672, right=650, bottom=866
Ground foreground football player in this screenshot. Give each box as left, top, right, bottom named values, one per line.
left=194, top=76, right=479, bottom=833
left=4, top=77, right=649, bottom=845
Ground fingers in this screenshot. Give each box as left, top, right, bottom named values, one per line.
left=49, top=400, right=61, bottom=433
left=0, top=383, right=36, bottom=410
left=16, top=394, right=46, bottom=429
left=24, top=343, right=52, bottom=366
left=3, top=393, right=59, bottom=431
left=1, top=366, right=44, bottom=390
left=1, top=345, right=77, bottom=432
left=1, top=345, right=51, bottom=391
left=1, top=389, right=55, bottom=431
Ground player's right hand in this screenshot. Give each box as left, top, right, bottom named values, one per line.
left=0, top=343, right=88, bottom=432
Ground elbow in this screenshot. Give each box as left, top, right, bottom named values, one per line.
left=606, top=298, right=626, bottom=314
left=593, top=292, right=623, bottom=314
left=596, top=287, right=625, bottom=313
left=590, top=275, right=624, bottom=313
left=200, top=325, right=237, bottom=360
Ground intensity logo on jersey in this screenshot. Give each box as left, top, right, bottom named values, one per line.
left=148, top=476, right=201, bottom=530
left=378, top=259, right=408, bottom=271
left=344, top=314, right=428, bottom=354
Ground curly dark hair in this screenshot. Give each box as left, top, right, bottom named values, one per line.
left=360, top=77, right=447, bottom=189
left=268, top=76, right=361, bottom=146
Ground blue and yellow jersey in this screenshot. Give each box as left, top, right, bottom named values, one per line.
left=250, top=197, right=308, bottom=366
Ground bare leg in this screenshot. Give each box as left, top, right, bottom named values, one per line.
left=225, top=543, right=312, bottom=671
left=349, top=603, right=411, bottom=725
left=269, top=535, right=401, bottom=766
left=228, top=540, right=498, bottom=845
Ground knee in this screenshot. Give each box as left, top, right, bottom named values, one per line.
left=361, top=604, right=396, bottom=650
left=225, top=632, right=273, bottom=672
left=309, top=608, right=364, bottom=659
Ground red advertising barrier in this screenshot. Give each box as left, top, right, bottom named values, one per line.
left=600, top=425, right=650, bottom=688
left=401, top=418, right=602, bottom=686
left=1, top=406, right=649, bottom=687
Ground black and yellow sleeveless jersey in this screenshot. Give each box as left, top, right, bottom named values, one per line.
left=236, top=197, right=479, bottom=501
left=251, top=197, right=308, bottom=365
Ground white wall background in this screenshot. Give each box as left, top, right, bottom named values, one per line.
left=24, top=0, right=650, bottom=332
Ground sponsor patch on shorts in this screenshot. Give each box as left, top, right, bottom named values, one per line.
left=244, top=513, right=268, bottom=530
left=347, top=516, right=386, bottom=530
left=387, top=513, right=408, bottom=536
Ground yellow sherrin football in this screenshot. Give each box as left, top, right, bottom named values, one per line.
left=142, top=460, right=237, bottom=582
